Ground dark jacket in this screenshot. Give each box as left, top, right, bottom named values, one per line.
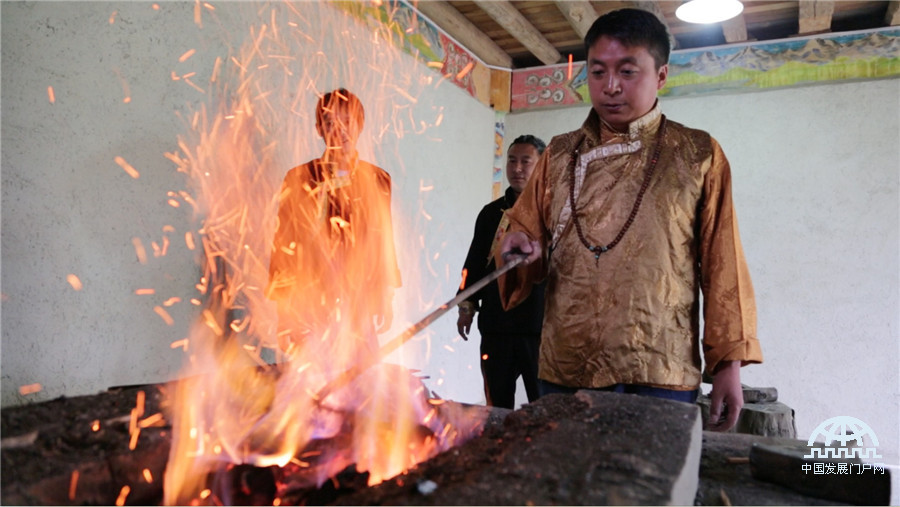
left=459, top=187, right=545, bottom=335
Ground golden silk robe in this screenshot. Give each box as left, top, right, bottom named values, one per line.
left=267, top=157, right=401, bottom=349
left=498, top=105, right=762, bottom=390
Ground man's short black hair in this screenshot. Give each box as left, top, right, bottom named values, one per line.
left=509, top=134, right=546, bottom=155
left=316, top=88, right=365, bottom=129
left=584, top=8, right=671, bottom=69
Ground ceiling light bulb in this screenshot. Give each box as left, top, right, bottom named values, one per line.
left=675, top=0, right=744, bottom=24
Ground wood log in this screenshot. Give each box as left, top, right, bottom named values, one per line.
left=697, top=394, right=796, bottom=438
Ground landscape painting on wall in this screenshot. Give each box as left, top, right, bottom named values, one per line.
left=513, top=27, right=900, bottom=110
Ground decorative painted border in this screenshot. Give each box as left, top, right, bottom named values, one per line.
left=512, top=27, right=900, bottom=111
left=333, top=0, right=492, bottom=105
left=492, top=112, right=506, bottom=199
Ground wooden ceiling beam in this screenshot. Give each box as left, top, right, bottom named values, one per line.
left=411, top=0, right=513, bottom=68
left=886, top=1, right=900, bottom=25
left=554, top=1, right=599, bottom=39
left=722, top=14, right=749, bottom=43
left=472, top=0, right=562, bottom=65
left=798, top=0, right=835, bottom=34
left=631, top=1, right=679, bottom=49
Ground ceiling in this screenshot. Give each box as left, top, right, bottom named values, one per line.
left=411, top=1, right=899, bottom=69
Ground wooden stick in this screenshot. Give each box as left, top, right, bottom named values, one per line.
left=315, top=254, right=526, bottom=402
left=1, top=430, right=38, bottom=449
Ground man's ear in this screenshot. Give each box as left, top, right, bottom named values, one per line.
left=656, top=63, right=669, bottom=91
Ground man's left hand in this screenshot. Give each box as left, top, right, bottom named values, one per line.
left=374, top=306, right=393, bottom=334
left=707, top=360, right=743, bottom=432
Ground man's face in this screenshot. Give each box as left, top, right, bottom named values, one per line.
left=587, top=36, right=667, bottom=131
left=506, top=143, right=540, bottom=194
left=316, top=107, right=361, bottom=154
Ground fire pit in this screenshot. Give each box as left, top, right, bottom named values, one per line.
left=3, top=384, right=702, bottom=505
left=2, top=384, right=887, bottom=505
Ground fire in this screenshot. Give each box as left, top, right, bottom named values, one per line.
left=115, top=156, right=140, bottom=179
left=66, top=274, right=83, bottom=291
left=68, top=470, right=79, bottom=500
left=161, top=2, right=486, bottom=505
left=18, top=383, right=42, bottom=396
left=154, top=306, right=175, bottom=326
left=115, top=485, right=131, bottom=506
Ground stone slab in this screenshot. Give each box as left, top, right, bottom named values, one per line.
left=742, top=386, right=778, bottom=403
left=696, top=431, right=844, bottom=505
left=333, top=390, right=702, bottom=505
left=749, top=439, right=891, bottom=505
left=697, top=395, right=796, bottom=438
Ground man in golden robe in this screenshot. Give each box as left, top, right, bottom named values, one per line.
left=267, top=89, right=401, bottom=358
left=499, top=9, right=762, bottom=431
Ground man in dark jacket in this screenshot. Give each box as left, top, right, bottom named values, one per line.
left=457, top=135, right=546, bottom=409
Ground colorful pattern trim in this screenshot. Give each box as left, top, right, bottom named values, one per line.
left=512, top=27, right=900, bottom=111
left=333, top=0, right=490, bottom=105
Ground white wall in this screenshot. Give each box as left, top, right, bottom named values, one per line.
left=1, top=2, right=494, bottom=408
left=506, top=78, right=900, bottom=464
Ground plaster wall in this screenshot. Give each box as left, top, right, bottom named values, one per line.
left=2, top=2, right=494, bottom=408
left=505, top=78, right=900, bottom=464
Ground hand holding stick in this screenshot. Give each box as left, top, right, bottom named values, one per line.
left=315, top=254, right=528, bottom=403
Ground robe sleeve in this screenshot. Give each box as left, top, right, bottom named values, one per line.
left=267, top=171, right=301, bottom=301
left=377, top=171, right=402, bottom=290
left=496, top=145, right=553, bottom=310
left=699, top=138, right=763, bottom=374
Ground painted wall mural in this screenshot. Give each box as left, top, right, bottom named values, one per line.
left=512, top=27, right=900, bottom=111
left=492, top=113, right=506, bottom=199
left=334, top=0, right=491, bottom=105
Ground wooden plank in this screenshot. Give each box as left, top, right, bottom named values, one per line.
left=722, top=13, right=749, bottom=43
left=554, top=0, right=599, bottom=39
left=473, top=0, right=562, bottom=65
left=886, top=1, right=900, bottom=25
left=490, top=68, right=512, bottom=112
left=798, top=0, right=834, bottom=34
left=413, top=0, right=513, bottom=67
left=631, top=1, right=679, bottom=49
left=472, top=61, right=493, bottom=107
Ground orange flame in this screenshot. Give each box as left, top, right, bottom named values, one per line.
left=154, top=306, right=174, bottom=326
left=161, top=3, right=486, bottom=505
left=179, top=49, right=196, bottom=63
left=115, top=156, right=140, bottom=179
left=132, top=238, right=148, bottom=264
left=115, top=486, right=131, bottom=506
left=18, top=383, right=41, bottom=396
left=67, top=274, right=83, bottom=291
left=68, top=470, right=79, bottom=500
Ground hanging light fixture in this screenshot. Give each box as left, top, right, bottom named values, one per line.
left=675, top=0, right=744, bottom=24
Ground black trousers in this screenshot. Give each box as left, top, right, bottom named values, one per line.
left=479, top=332, right=541, bottom=409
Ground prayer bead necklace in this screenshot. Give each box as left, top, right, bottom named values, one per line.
left=568, top=115, right=668, bottom=261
